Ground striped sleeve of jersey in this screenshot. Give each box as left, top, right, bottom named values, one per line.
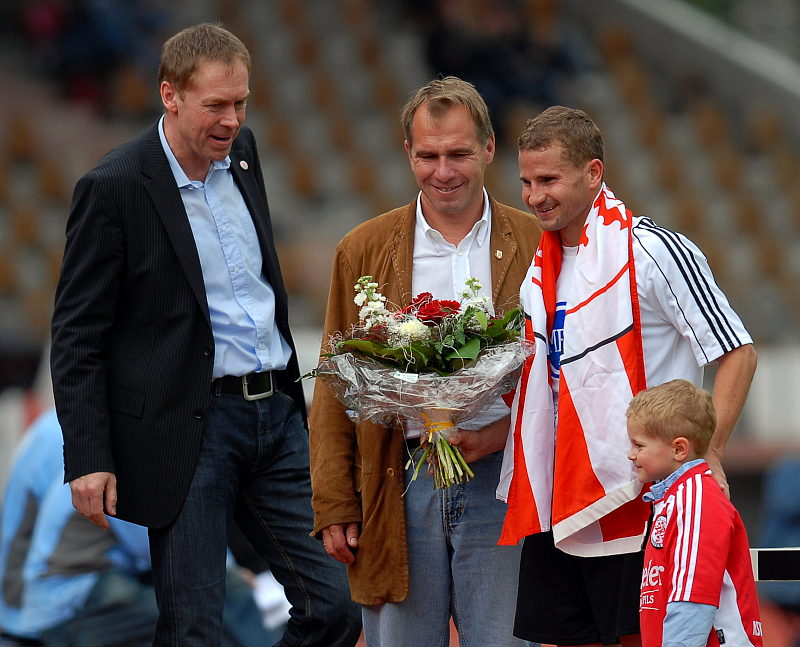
left=633, top=218, right=752, bottom=366
left=667, top=471, right=733, bottom=606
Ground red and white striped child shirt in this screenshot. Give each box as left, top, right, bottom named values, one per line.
left=640, top=461, right=763, bottom=647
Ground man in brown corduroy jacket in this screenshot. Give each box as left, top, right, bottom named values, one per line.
left=309, top=76, right=541, bottom=646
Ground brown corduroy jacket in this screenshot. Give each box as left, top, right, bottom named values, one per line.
left=308, top=195, right=541, bottom=605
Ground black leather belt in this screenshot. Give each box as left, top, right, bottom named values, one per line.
left=211, top=370, right=285, bottom=400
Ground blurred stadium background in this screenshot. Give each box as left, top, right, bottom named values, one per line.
left=0, top=0, right=799, bottom=643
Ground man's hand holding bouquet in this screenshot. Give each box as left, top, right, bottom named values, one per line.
left=311, top=276, right=533, bottom=488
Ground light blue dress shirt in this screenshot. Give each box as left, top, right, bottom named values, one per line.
left=158, top=117, right=292, bottom=379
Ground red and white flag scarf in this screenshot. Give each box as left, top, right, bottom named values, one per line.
left=497, top=184, right=651, bottom=556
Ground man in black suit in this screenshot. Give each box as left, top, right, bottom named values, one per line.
left=50, top=23, right=360, bottom=646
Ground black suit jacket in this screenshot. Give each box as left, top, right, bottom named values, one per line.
left=51, top=123, right=306, bottom=528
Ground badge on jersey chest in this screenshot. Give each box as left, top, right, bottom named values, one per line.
left=650, top=513, right=668, bottom=549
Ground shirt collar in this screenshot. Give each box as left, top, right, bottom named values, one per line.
left=643, top=459, right=707, bottom=502
left=158, top=115, right=230, bottom=189
left=414, top=188, right=491, bottom=248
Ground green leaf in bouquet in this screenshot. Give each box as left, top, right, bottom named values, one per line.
left=339, top=338, right=438, bottom=373
left=338, top=338, right=384, bottom=355
left=445, top=336, right=482, bottom=363
left=496, top=307, right=522, bottom=327
left=484, top=308, right=522, bottom=340
left=484, top=327, right=514, bottom=343
left=407, top=340, right=436, bottom=370
left=471, top=308, right=489, bottom=331
left=338, top=339, right=406, bottom=365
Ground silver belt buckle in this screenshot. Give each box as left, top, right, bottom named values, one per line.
left=243, top=372, right=273, bottom=401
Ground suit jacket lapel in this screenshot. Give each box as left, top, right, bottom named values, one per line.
left=140, top=125, right=211, bottom=324
left=228, top=150, right=272, bottom=275
left=228, top=142, right=291, bottom=330
left=488, top=195, right=519, bottom=306
left=390, top=196, right=519, bottom=309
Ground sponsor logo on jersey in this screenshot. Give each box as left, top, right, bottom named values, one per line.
left=650, top=513, right=667, bottom=549
left=640, top=560, right=664, bottom=611
left=641, top=560, right=665, bottom=588
left=639, top=591, right=657, bottom=609
left=548, top=301, right=566, bottom=381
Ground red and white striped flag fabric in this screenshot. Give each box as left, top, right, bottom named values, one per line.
left=497, top=184, right=651, bottom=555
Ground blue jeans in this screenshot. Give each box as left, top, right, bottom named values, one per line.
left=148, top=390, right=361, bottom=646
left=362, top=449, right=529, bottom=647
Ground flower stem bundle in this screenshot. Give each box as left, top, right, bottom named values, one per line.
left=405, top=408, right=475, bottom=488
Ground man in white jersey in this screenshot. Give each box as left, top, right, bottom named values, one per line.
left=308, top=76, right=541, bottom=646
left=497, top=106, right=757, bottom=647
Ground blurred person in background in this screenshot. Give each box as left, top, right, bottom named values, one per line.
left=309, top=76, right=541, bottom=646
left=0, top=409, right=279, bottom=647
left=418, top=0, right=574, bottom=143
left=0, top=409, right=63, bottom=645
left=49, top=22, right=359, bottom=646
left=758, top=457, right=800, bottom=647
left=499, top=106, right=756, bottom=647
left=15, top=0, right=168, bottom=117
left=5, top=457, right=156, bottom=646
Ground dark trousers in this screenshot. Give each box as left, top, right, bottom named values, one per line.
left=148, top=390, right=361, bottom=646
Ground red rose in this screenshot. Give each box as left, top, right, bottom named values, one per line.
left=438, top=299, right=461, bottom=312
left=401, top=292, right=436, bottom=315
left=416, top=299, right=461, bottom=323
left=402, top=292, right=433, bottom=313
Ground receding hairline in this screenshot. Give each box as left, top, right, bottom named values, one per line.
left=158, top=22, right=252, bottom=94
left=401, top=76, right=494, bottom=147
left=407, top=100, right=482, bottom=138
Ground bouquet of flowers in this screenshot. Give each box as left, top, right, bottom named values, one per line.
left=312, top=276, right=533, bottom=488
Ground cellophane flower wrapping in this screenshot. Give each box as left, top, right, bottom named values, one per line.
left=314, top=341, right=533, bottom=427
left=311, top=276, right=534, bottom=488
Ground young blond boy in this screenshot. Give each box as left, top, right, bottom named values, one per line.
left=627, top=379, right=763, bottom=647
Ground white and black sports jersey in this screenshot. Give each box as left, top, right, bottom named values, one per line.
left=632, top=217, right=752, bottom=387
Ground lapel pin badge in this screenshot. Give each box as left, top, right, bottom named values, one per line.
left=495, top=250, right=503, bottom=259
left=240, top=160, right=249, bottom=170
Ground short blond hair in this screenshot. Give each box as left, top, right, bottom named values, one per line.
left=401, top=76, right=494, bottom=147
left=517, top=105, right=603, bottom=169
left=626, top=379, right=716, bottom=456
left=158, top=23, right=251, bottom=96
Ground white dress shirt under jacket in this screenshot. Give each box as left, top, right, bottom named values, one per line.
left=407, top=189, right=510, bottom=436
